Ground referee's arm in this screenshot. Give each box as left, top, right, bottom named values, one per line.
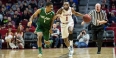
left=98, top=11, right=108, bottom=25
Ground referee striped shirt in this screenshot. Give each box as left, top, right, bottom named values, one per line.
left=88, top=9, right=107, bottom=26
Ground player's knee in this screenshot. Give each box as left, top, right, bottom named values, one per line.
left=63, top=38, right=68, bottom=43
left=37, top=32, right=43, bottom=38
left=69, top=31, right=73, bottom=34
left=68, top=27, right=73, bottom=34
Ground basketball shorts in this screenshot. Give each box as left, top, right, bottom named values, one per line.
left=35, top=25, right=50, bottom=41
left=61, top=21, right=74, bottom=39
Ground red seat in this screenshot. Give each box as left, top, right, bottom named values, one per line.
left=0, top=29, right=8, bottom=37
left=12, top=29, right=17, bottom=33
left=110, top=23, right=116, bottom=27
left=106, top=27, right=115, bottom=30
left=29, top=29, right=35, bottom=32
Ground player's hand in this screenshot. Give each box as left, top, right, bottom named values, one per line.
left=28, top=21, right=32, bottom=27
left=49, top=29, right=53, bottom=34
left=44, top=40, right=51, bottom=45
left=56, top=14, right=61, bottom=18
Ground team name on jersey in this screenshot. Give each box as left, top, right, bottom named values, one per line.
left=63, top=14, right=71, bottom=16
left=40, top=15, right=50, bottom=20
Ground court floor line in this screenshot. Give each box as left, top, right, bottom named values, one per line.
left=113, top=48, right=116, bottom=58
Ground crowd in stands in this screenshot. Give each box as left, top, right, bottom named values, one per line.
left=1, top=0, right=116, bottom=49
left=101, top=0, right=116, bottom=25
left=0, top=0, right=79, bottom=49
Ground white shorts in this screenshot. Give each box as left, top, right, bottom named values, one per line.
left=61, top=21, right=74, bottom=38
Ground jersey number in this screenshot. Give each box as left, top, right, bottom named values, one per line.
left=66, top=16, right=68, bottom=21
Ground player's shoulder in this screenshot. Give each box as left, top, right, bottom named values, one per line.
left=40, top=7, right=45, bottom=10
left=51, top=11, right=55, bottom=15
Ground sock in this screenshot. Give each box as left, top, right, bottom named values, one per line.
left=68, top=47, right=70, bottom=50
left=38, top=47, right=42, bottom=54
left=70, top=40, right=73, bottom=47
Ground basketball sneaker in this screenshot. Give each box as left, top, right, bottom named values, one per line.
left=44, top=40, right=53, bottom=48
left=68, top=46, right=74, bottom=57
left=38, top=54, right=42, bottom=58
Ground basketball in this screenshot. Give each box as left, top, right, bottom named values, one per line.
left=83, top=14, right=91, bottom=23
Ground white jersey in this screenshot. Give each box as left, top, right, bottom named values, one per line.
left=60, top=7, right=74, bottom=38
left=60, top=7, right=73, bottom=23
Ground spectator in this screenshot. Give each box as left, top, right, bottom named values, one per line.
left=101, top=4, right=109, bottom=14
left=12, top=14, right=20, bottom=27
left=38, top=0, right=46, bottom=8
left=29, top=0, right=37, bottom=9
left=20, top=3, right=25, bottom=12
left=22, top=0, right=31, bottom=5
left=23, top=1, right=28, bottom=9
left=51, top=24, right=60, bottom=48
left=69, top=0, right=76, bottom=10
left=5, top=10, right=12, bottom=17
left=109, top=4, right=116, bottom=16
left=1, top=7, right=6, bottom=15
left=21, top=10, right=30, bottom=21
left=0, top=1, right=2, bottom=9
left=14, top=10, right=21, bottom=19
left=15, top=25, right=24, bottom=49
left=7, top=0, right=13, bottom=5
left=7, top=22, right=15, bottom=29
left=1, top=15, right=8, bottom=25
left=109, top=12, right=116, bottom=23
left=6, top=3, right=11, bottom=10
left=2, top=4, right=6, bottom=11
left=109, top=0, right=116, bottom=7
left=55, top=20, right=61, bottom=32
left=75, top=29, right=90, bottom=48
left=5, top=28, right=16, bottom=49
left=17, top=7, right=22, bottom=16
left=9, top=8, right=14, bottom=16
left=7, top=17, right=15, bottom=26
left=11, top=3, right=18, bottom=11
left=0, top=13, right=3, bottom=25
left=28, top=5, right=33, bottom=13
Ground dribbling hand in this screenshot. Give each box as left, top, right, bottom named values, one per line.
left=28, top=21, right=32, bottom=27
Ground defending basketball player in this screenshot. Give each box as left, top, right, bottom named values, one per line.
left=56, top=1, right=84, bottom=57
left=28, top=2, right=59, bottom=57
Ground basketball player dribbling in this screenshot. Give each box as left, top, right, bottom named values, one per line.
left=28, top=2, right=59, bottom=58
left=56, top=1, right=84, bottom=57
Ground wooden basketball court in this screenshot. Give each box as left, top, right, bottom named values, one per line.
left=0, top=48, right=115, bottom=58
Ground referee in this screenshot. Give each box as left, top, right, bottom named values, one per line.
left=88, top=3, right=107, bottom=54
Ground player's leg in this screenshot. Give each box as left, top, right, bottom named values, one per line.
left=43, top=30, right=53, bottom=47
left=37, top=32, right=43, bottom=57
left=35, top=25, right=43, bottom=57
left=61, top=25, right=70, bottom=47
left=68, top=26, right=74, bottom=57
left=97, top=30, right=104, bottom=54
left=68, top=26, right=73, bottom=48
left=61, top=25, right=72, bottom=56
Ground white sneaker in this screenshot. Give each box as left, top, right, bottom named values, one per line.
left=68, top=46, right=74, bottom=57
left=38, top=54, right=42, bottom=58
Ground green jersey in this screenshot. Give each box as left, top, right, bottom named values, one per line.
left=37, top=8, right=54, bottom=29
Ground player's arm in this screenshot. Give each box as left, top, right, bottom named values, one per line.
left=50, top=14, right=60, bottom=30
left=72, top=8, right=83, bottom=17
left=49, top=9, right=62, bottom=32
left=29, top=9, right=41, bottom=22
left=50, top=8, right=63, bottom=29
left=56, top=8, right=63, bottom=15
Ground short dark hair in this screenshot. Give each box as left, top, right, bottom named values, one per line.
left=46, top=2, right=53, bottom=6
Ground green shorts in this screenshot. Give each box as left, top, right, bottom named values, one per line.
left=35, top=25, right=50, bottom=41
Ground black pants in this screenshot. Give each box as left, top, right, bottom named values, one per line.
left=91, top=25, right=104, bottom=52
